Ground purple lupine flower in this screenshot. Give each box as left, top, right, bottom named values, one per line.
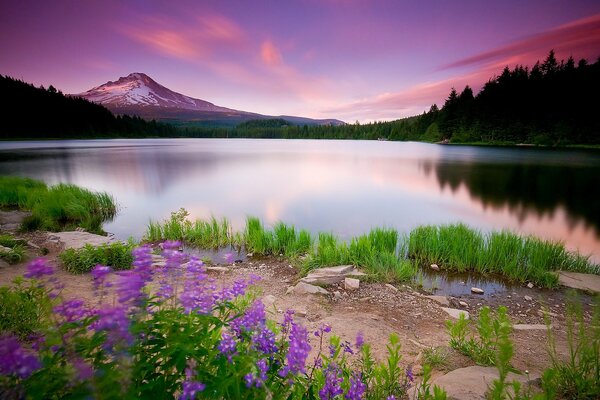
left=91, top=265, right=112, bottom=290
left=231, top=301, right=266, bottom=336
left=218, top=332, right=237, bottom=361
left=244, top=358, right=269, bottom=388
left=342, top=341, right=354, bottom=355
left=54, top=299, right=88, bottom=323
left=180, top=367, right=205, bottom=400
left=314, top=324, right=331, bottom=337
left=179, top=257, right=214, bottom=314
left=24, top=258, right=54, bottom=279
left=91, top=306, right=132, bottom=349
left=252, top=326, right=278, bottom=354
left=132, top=245, right=153, bottom=282
left=116, top=270, right=146, bottom=305
left=345, top=373, right=366, bottom=400
left=0, top=335, right=42, bottom=378
left=355, top=332, right=364, bottom=350
left=279, top=319, right=311, bottom=378
left=319, top=363, right=344, bottom=399
left=405, top=365, right=414, bottom=383
left=283, top=310, right=295, bottom=326
left=386, top=396, right=396, bottom=400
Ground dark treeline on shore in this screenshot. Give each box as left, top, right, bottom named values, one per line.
left=0, top=75, right=177, bottom=139
left=2, top=50, right=599, bottom=145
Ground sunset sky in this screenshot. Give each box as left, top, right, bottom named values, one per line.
left=1, top=0, right=599, bottom=122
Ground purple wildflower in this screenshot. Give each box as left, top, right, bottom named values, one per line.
left=91, top=306, right=132, bottom=349
left=244, top=358, right=269, bottom=388
left=54, top=299, right=88, bottom=323
left=355, top=332, right=364, bottom=350
left=405, top=365, right=414, bottom=383
left=283, top=309, right=295, bottom=326
left=342, top=341, right=354, bottom=355
left=346, top=373, right=366, bottom=400
left=279, top=319, right=311, bottom=378
left=180, top=367, right=205, bottom=400
left=252, top=326, right=278, bottom=354
left=72, top=357, right=93, bottom=381
left=319, top=363, right=344, bottom=399
left=218, top=332, right=237, bottom=361
left=132, top=245, right=154, bottom=282
left=0, top=335, right=42, bottom=379
left=116, top=270, right=146, bottom=305
left=24, top=258, right=54, bottom=279
left=314, top=324, right=331, bottom=337
left=231, top=301, right=266, bottom=336
left=386, top=396, right=396, bottom=400
left=179, top=257, right=214, bottom=314
left=91, top=265, right=112, bottom=290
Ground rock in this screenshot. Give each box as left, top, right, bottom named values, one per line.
left=441, top=307, right=470, bottom=320
left=333, top=291, right=343, bottom=300
left=524, top=296, right=533, bottom=302
left=459, top=301, right=468, bottom=308
left=206, top=266, right=230, bottom=273
left=471, top=287, right=484, bottom=294
left=385, top=283, right=399, bottom=292
left=286, top=286, right=295, bottom=295
left=0, top=245, right=12, bottom=253
left=424, top=295, right=450, bottom=307
left=538, top=309, right=558, bottom=318
left=26, top=241, right=40, bottom=249
left=514, top=324, right=549, bottom=331
left=48, top=231, right=115, bottom=250
left=430, top=263, right=440, bottom=271
left=527, top=282, right=534, bottom=289
left=300, top=265, right=366, bottom=286
left=344, top=277, right=360, bottom=291
left=432, top=366, right=538, bottom=400
left=558, top=272, right=600, bottom=294
left=246, top=253, right=253, bottom=257
left=288, top=282, right=328, bottom=295
left=263, top=295, right=277, bottom=307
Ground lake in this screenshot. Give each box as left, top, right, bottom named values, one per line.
left=1, top=139, right=599, bottom=261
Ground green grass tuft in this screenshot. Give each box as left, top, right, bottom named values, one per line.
left=59, top=240, right=136, bottom=273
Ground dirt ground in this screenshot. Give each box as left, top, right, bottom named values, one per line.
left=0, top=211, right=596, bottom=382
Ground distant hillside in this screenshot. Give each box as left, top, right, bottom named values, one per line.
left=0, top=75, right=176, bottom=139
left=74, top=72, right=345, bottom=127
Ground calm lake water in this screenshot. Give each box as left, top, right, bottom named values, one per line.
left=1, top=139, right=599, bottom=261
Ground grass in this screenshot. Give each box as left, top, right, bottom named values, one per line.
left=0, top=176, right=117, bottom=234
left=145, top=210, right=598, bottom=286
left=422, top=346, right=450, bottom=370
left=408, top=224, right=598, bottom=288
left=0, top=233, right=26, bottom=264
left=59, top=240, right=136, bottom=273
left=0, top=277, right=52, bottom=339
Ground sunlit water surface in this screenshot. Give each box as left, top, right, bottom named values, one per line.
left=1, top=139, right=598, bottom=263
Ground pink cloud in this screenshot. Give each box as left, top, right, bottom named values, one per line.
left=261, top=40, right=283, bottom=67
left=442, top=13, right=600, bottom=70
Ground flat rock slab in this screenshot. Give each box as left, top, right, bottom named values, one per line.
left=48, top=231, right=115, bottom=250
left=441, top=307, right=470, bottom=320
left=287, top=282, right=328, bottom=295
left=432, top=366, right=537, bottom=400
left=558, top=272, right=600, bottom=294
left=300, top=265, right=366, bottom=286
left=424, top=295, right=450, bottom=307
left=514, top=324, right=550, bottom=331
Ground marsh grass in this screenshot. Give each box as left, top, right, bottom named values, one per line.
left=59, top=240, right=135, bottom=273
left=0, top=176, right=117, bottom=234
left=408, top=224, right=597, bottom=287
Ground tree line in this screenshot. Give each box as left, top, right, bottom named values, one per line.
left=2, top=50, right=599, bottom=145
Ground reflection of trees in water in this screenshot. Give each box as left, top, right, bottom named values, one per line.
left=434, top=162, right=600, bottom=234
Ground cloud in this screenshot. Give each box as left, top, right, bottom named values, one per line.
left=261, top=40, right=283, bottom=67
left=441, top=13, right=600, bottom=70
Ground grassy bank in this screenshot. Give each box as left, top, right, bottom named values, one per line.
left=146, top=210, right=598, bottom=287
left=0, top=176, right=116, bottom=234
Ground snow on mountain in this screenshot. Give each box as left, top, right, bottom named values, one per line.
left=75, top=72, right=232, bottom=112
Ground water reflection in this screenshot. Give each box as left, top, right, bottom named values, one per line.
left=0, top=139, right=598, bottom=260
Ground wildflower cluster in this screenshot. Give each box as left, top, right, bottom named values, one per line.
left=0, top=244, right=418, bottom=399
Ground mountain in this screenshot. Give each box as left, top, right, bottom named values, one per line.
left=74, top=73, right=344, bottom=127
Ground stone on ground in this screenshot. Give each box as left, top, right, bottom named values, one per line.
left=430, top=263, right=440, bottom=271
left=262, top=295, right=277, bottom=307
left=514, top=324, right=550, bottom=331
left=344, top=277, right=360, bottom=291
left=206, top=266, right=229, bottom=273
left=441, top=307, right=470, bottom=320
left=300, top=265, right=365, bottom=285
left=471, top=287, right=484, bottom=294
left=48, top=231, right=115, bottom=250
left=0, top=245, right=12, bottom=253
left=424, top=295, right=449, bottom=307
left=558, top=271, right=600, bottom=294
left=432, top=366, right=538, bottom=400
left=287, top=282, right=328, bottom=295
left=385, top=283, right=398, bottom=292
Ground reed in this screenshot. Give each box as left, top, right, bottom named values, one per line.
left=0, top=176, right=117, bottom=234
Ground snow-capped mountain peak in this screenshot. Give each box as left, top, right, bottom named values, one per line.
left=75, top=72, right=231, bottom=112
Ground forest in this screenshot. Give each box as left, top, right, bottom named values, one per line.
left=1, top=51, right=599, bottom=145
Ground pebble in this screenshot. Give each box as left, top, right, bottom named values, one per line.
left=385, top=283, right=399, bottom=292
left=430, top=264, right=440, bottom=271
left=527, top=283, right=534, bottom=289
left=524, top=296, right=533, bottom=301
left=459, top=301, right=468, bottom=308
left=471, top=287, right=484, bottom=294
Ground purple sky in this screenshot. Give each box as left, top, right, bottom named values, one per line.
left=1, top=0, right=599, bottom=122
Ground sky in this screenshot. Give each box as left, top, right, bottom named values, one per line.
left=1, top=0, right=599, bottom=122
